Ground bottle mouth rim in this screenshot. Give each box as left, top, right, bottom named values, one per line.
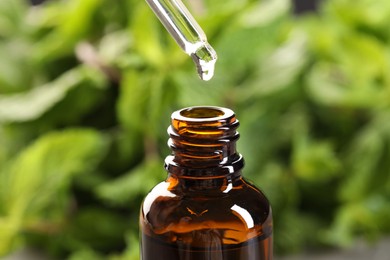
left=172, top=106, right=234, bottom=122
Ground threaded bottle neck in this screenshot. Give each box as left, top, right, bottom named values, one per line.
left=165, top=106, right=244, bottom=177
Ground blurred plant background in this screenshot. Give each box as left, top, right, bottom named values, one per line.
left=1, top=0, right=390, bottom=259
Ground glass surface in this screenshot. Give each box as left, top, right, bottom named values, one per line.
left=140, top=176, right=273, bottom=260
left=140, top=106, right=273, bottom=259
left=145, top=0, right=217, bottom=80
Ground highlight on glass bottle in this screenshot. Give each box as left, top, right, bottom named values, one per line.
left=140, top=106, right=273, bottom=260
left=145, top=0, right=217, bottom=81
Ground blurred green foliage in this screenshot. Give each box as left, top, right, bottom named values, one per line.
left=1, top=0, right=390, bottom=258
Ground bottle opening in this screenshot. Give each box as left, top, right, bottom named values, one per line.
left=180, top=107, right=224, bottom=119
left=174, top=106, right=234, bottom=122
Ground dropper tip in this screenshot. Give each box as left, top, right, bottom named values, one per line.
left=191, top=43, right=217, bottom=81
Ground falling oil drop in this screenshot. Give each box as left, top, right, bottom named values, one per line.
left=191, top=43, right=217, bottom=81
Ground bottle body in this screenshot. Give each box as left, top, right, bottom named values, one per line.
left=140, top=175, right=272, bottom=260
left=140, top=106, right=273, bottom=260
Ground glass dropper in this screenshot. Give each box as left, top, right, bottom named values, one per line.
left=145, top=0, right=217, bottom=81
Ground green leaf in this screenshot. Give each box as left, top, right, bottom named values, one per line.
left=98, top=30, right=133, bottom=66
left=0, top=0, right=26, bottom=38
left=196, top=0, right=248, bottom=39
left=238, top=0, right=290, bottom=28
left=33, top=0, right=103, bottom=61
left=0, top=129, right=108, bottom=255
left=0, top=66, right=105, bottom=123
left=241, top=31, right=308, bottom=100
left=108, top=232, right=139, bottom=260
left=214, top=0, right=288, bottom=84
left=68, top=248, right=105, bottom=260
left=173, top=71, right=226, bottom=107
left=116, top=70, right=150, bottom=133
left=96, top=159, right=165, bottom=206
left=306, top=62, right=387, bottom=108
left=340, top=113, right=390, bottom=201
left=327, top=0, right=390, bottom=30
left=117, top=69, right=174, bottom=139
left=130, top=2, right=165, bottom=68
left=63, top=208, right=128, bottom=253
left=0, top=40, right=36, bottom=94
left=292, top=135, right=341, bottom=182
left=274, top=209, right=322, bottom=253
left=252, top=162, right=299, bottom=214
left=325, top=194, right=390, bottom=247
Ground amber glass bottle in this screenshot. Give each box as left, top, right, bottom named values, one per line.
left=140, top=106, right=273, bottom=260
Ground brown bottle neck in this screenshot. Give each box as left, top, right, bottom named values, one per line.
left=164, top=106, right=244, bottom=178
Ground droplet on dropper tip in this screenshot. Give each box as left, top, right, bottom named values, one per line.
left=191, top=43, right=217, bottom=81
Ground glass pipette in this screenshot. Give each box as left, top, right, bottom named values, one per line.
left=145, top=0, right=217, bottom=81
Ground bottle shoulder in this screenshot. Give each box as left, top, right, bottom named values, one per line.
left=142, top=178, right=270, bottom=216
left=141, top=178, right=272, bottom=244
